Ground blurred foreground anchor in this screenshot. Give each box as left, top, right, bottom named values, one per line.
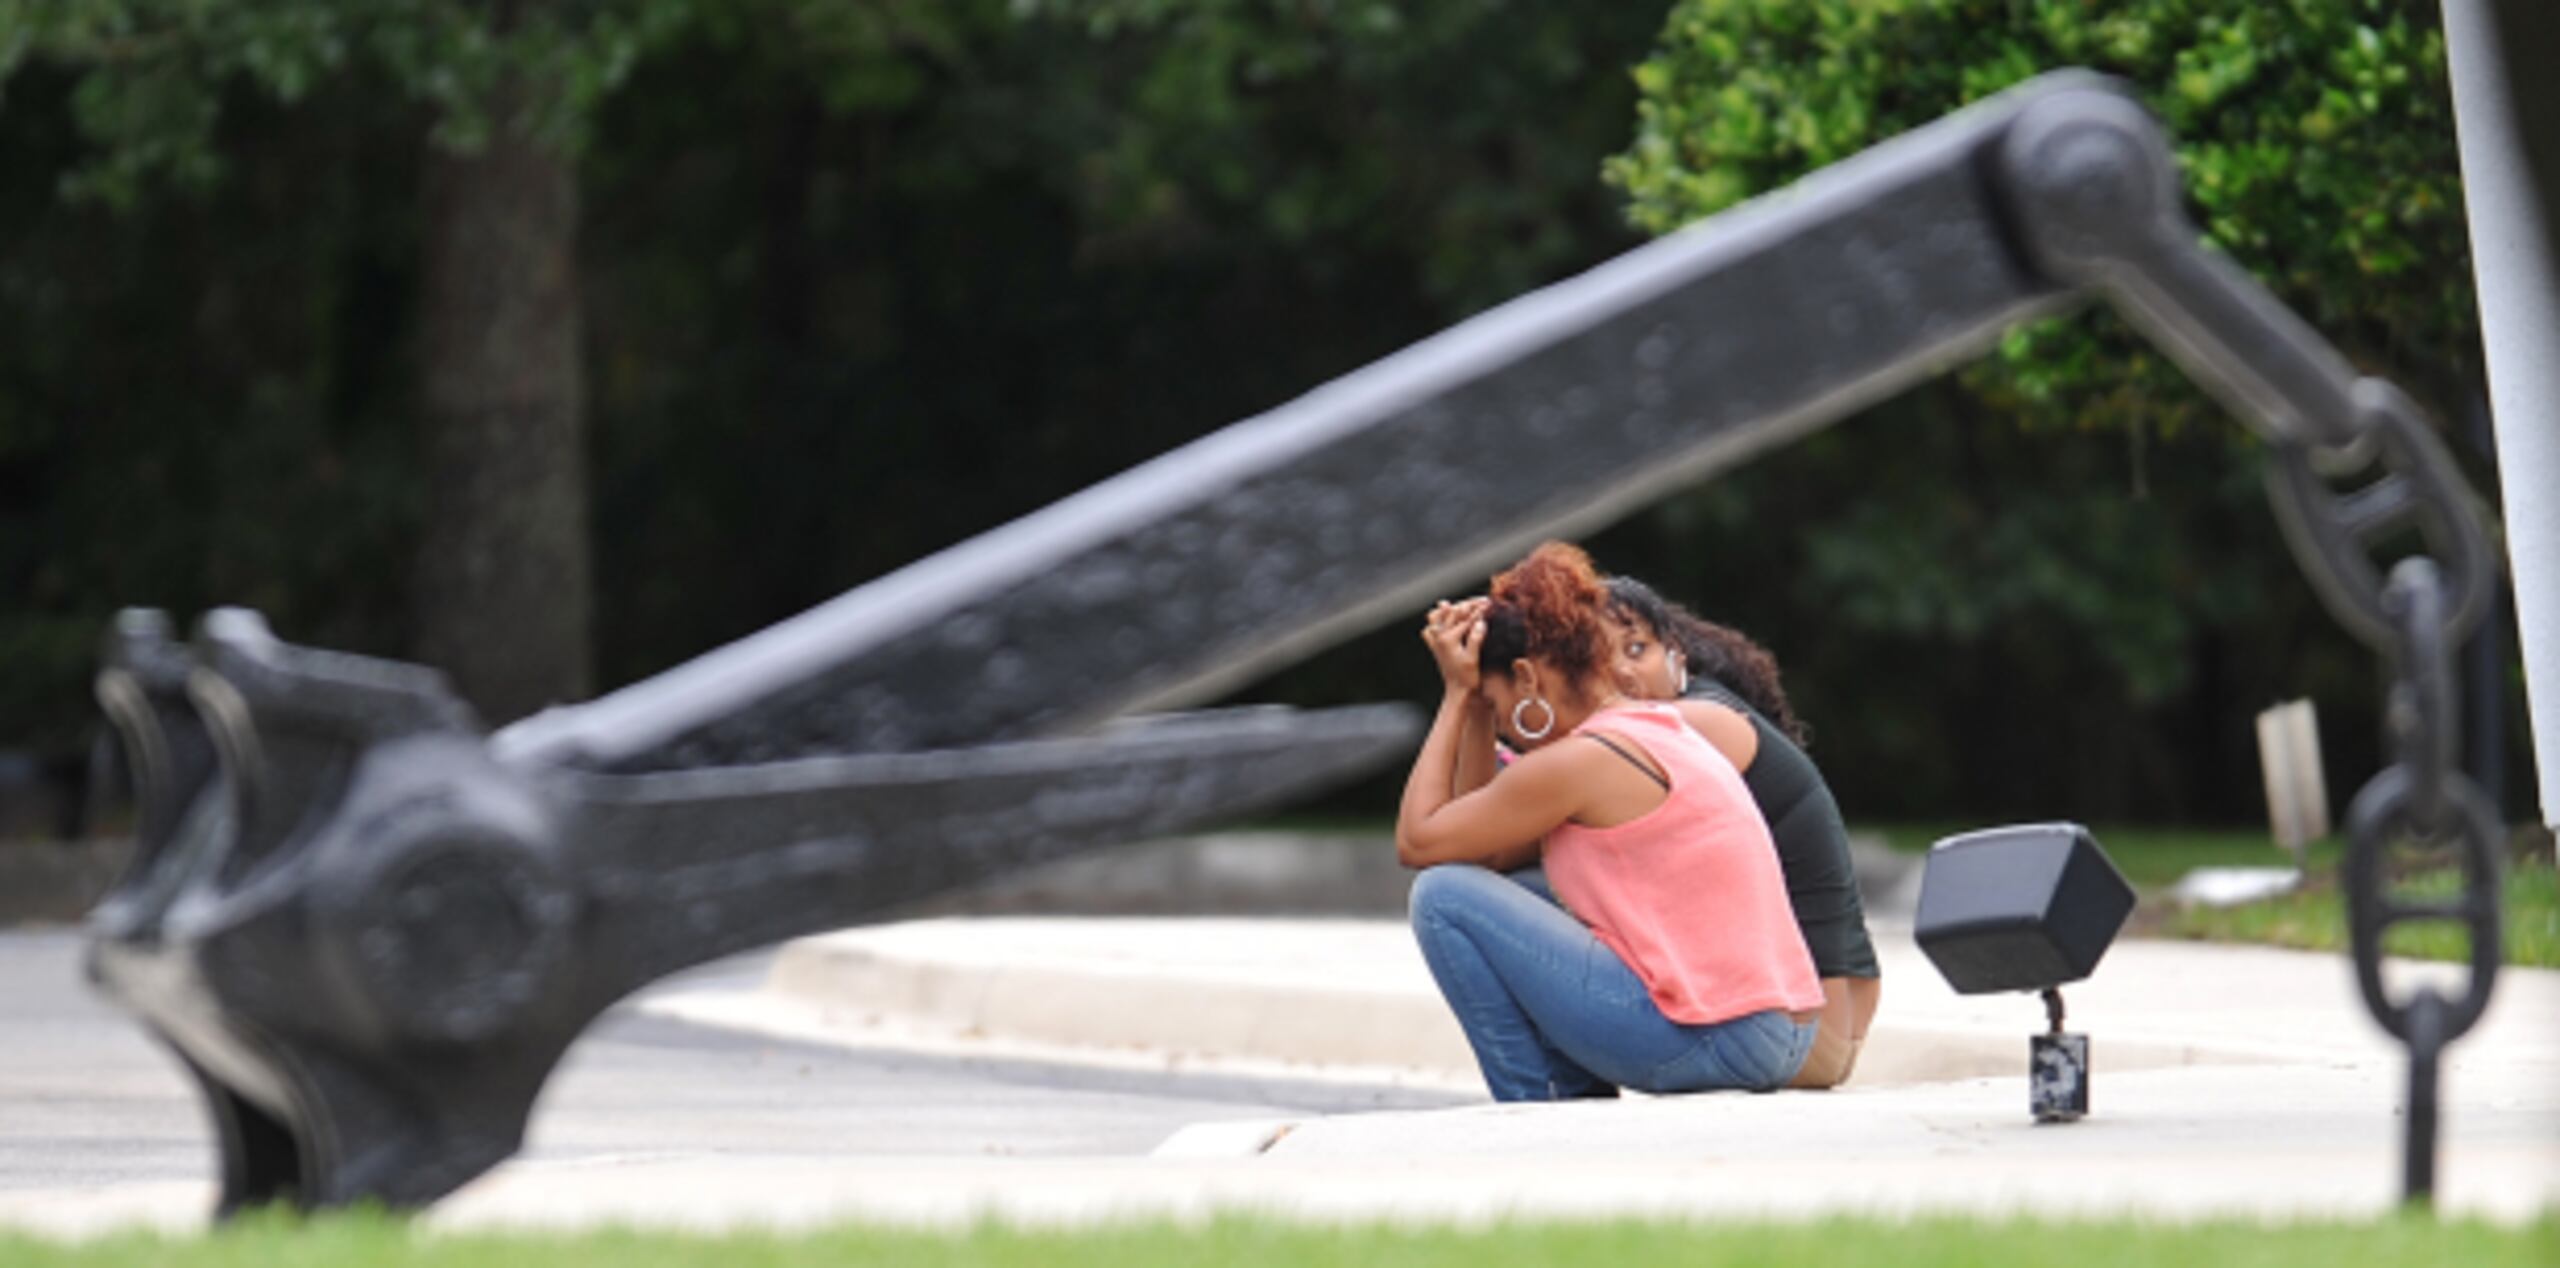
left=91, top=70, right=2508, bottom=1214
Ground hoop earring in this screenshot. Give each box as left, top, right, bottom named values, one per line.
left=1670, top=653, right=1690, bottom=696
left=1512, top=696, right=1556, bottom=742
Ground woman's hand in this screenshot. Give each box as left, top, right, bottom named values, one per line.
left=1421, top=598, right=1488, bottom=696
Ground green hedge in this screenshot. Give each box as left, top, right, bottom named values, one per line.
left=1605, top=0, right=2476, bottom=435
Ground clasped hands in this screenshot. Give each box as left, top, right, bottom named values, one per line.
left=1421, top=596, right=1489, bottom=700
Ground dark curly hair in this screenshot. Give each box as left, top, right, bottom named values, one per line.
left=1605, top=575, right=1810, bottom=747
left=1475, top=541, right=1615, bottom=694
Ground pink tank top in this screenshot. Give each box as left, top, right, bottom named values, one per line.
left=1543, top=703, right=1823, bottom=1025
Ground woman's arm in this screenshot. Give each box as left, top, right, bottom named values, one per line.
left=1436, top=596, right=1501, bottom=799
left=1396, top=696, right=1588, bottom=867
left=1451, top=694, right=1500, bottom=797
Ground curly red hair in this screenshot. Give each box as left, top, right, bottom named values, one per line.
left=1477, top=541, right=1614, bottom=689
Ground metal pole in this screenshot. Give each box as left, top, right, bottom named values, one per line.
left=2464, top=397, right=2509, bottom=816
left=2444, top=0, right=2560, bottom=831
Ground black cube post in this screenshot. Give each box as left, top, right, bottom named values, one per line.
left=1915, top=823, right=2135, bottom=1123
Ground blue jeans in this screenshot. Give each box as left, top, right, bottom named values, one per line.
left=1409, top=864, right=1816, bottom=1102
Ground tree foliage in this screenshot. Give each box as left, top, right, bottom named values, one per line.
left=0, top=0, right=1665, bottom=743
left=1604, top=0, right=2477, bottom=434
left=0, top=0, right=2521, bottom=825
left=1, top=0, right=693, bottom=204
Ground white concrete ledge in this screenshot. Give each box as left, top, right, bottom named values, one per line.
left=734, top=917, right=2530, bottom=1091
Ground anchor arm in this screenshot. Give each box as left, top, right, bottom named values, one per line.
left=560, top=705, right=1422, bottom=997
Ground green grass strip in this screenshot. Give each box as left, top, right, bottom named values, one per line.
left=6, top=1211, right=2557, bottom=1268
left=2164, top=854, right=2559, bottom=969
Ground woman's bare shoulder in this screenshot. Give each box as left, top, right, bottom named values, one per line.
left=1669, top=697, right=1760, bottom=769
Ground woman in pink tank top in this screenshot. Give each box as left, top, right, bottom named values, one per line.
left=1395, top=541, right=1821, bottom=1101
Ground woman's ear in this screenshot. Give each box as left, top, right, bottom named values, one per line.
left=1511, top=659, right=1542, bottom=700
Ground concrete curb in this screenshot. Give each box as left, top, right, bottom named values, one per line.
left=767, top=919, right=1477, bottom=1074
left=751, top=917, right=2426, bottom=1093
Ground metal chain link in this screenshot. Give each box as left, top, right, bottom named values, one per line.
left=2263, top=379, right=2506, bottom=1206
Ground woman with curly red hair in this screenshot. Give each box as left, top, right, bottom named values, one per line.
left=1396, top=541, right=1821, bottom=1101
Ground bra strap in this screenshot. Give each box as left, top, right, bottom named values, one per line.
left=1584, top=732, right=1670, bottom=791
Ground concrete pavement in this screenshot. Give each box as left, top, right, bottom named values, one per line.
left=0, top=929, right=1457, bottom=1239
left=624, top=909, right=2560, bottom=1227
left=6, top=827, right=2553, bottom=1234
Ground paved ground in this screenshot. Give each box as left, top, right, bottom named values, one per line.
left=0, top=928, right=1458, bottom=1236
left=5, top=898, right=2554, bottom=1235
left=626, top=913, right=2559, bottom=1229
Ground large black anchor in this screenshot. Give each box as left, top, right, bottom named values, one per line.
left=90, top=71, right=2502, bottom=1213
left=92, top=607, right=1417, bottom=1210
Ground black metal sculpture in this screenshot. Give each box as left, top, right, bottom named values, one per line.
left=89, top=70, right=2504, bottom=1214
